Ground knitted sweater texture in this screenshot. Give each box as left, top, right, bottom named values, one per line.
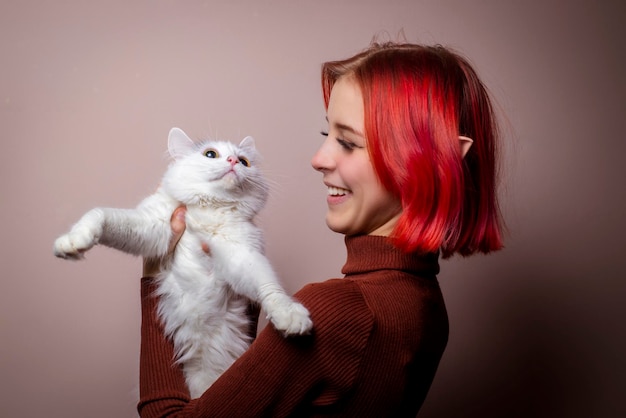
left=138, top=235, right=448, bottom=417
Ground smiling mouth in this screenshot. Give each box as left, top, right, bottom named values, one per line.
left=328, top=186, right=349, bottom=196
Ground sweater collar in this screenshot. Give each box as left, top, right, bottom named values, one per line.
left=341, top=235, right=440, bottom=278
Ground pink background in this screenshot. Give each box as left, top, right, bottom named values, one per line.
left=1, top=1, right=624, bottom=417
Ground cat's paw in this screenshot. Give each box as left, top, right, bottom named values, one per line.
left=53, top=226, right=99, bottom=260
left=54, top=209, right=104, bottom=260
left=268, top=302, right=313, bottom=336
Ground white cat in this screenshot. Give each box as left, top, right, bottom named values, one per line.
left=54, top=127, right=312, bottom=398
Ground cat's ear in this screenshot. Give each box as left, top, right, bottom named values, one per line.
left=239, top=136, right=256, bottom=151
left=168, top=128, right=196, bottom=160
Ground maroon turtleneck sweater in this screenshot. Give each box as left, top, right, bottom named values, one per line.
left=138, top=235, right=448, bottom=417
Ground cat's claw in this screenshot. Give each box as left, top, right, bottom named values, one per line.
left=269, top=302, right=313, bottom=336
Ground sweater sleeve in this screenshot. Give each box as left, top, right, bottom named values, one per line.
left=137, top=278, right=374, bottom=417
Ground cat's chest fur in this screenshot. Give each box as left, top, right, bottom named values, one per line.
left=187, top=204, right=248, bottom=236
left=183, top=203, right=263, bottom=249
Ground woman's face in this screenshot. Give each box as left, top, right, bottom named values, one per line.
left=311, top=76, right=402, bottom=237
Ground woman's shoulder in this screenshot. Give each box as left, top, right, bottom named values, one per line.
left=295, top=278, right=363, bottom=307
left=294, top=279, right=373, bottom=334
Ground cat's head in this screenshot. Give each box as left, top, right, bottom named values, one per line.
left=162, top=127, right=269, bottom=215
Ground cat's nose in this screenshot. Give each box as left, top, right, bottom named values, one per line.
left=227, top=156, right=239, bottom=166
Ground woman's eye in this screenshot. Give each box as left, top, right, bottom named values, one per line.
left=239, top=157, right=250, bottom=167
left=205, top=149, right=219, bottom=158
left=337, top=138, right=357, bottom=151
left=321, top=130, right=360, bottom=151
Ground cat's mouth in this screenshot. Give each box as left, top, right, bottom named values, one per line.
left=216, top=169, right=243, bottom=188
left=220, top=168, right=239, bottom=179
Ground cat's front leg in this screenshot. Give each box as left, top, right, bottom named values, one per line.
left=54, top=208, right=105, bottom=260
left=210, top=241, right=313, bottom=335
left=257, top=282, right=313, bottom=336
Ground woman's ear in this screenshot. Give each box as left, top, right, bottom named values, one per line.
left=459, top=135, right=473, bottom=158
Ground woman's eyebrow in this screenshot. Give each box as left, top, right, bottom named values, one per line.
left=325, top=117, right=365, bottom=138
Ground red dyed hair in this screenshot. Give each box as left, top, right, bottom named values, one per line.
left=322, top=42, right=503, bottom=257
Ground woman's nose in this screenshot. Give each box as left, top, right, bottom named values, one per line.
left=311, top=138, right=334, bottom=172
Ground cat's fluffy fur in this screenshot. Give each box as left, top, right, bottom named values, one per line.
left=54, top=127, right=312, bottom=398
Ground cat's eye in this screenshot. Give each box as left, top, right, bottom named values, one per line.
left=238, top=157, right=250, bottom=167
left=205, top=149, right=219, bottom=158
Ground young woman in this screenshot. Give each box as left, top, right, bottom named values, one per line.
left=138, top=42, right=503, bottom=417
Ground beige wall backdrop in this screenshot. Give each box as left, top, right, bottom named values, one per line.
left=1, top=1, right=624, bottom=417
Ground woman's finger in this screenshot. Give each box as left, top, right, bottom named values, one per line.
left=201, top=241, right=211, bottom=256
left=168, top=206, right=187, bottom=254
left=142, top=206, right=187, bottom=277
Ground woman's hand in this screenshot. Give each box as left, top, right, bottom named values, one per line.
left=142, top=206, right=187, bottom=277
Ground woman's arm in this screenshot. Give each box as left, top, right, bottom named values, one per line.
left=139, top=277, right=192, bottom=410
left=137, top=278, right=307, bottom=417
left=137, top=278, right=373, bottom=417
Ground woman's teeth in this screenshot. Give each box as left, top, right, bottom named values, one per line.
left=328, top=186, right=348, bottom=196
